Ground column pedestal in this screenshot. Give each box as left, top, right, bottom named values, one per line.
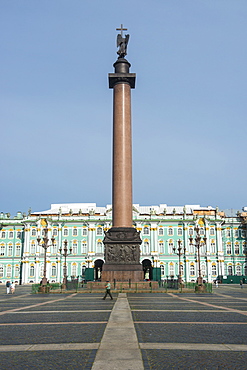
left=102, top=227, right=143, bottom=282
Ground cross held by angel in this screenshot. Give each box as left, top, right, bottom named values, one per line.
left=116, top=24, right=129, bottom=58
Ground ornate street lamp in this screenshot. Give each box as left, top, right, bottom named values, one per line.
left=189, top=226, right=207, bottom=285
left=59, top=240, right=72, bottom=287
left=173, top=239, right=186, bottom=284
left=37, top=225, right=55, bottom=287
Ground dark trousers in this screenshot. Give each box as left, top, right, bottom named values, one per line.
left=103, top=289, right=113, bottom=300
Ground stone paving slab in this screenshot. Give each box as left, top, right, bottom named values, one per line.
left=92, top=293, right=144, bottom=370
left=141, top=349, right=247, bottom=370
left=0, top=350, right=97, bottom=370
left=133, top=311, right=247, bottom=322
left=0, top=343, right=100, bottom=351
left=0, top=312, right=110, bottom=323
left=135, top=323, right=247, bottom=344
left=0, top=323, right=106, bottom=345
left=140, top=343, right=247, bottom=351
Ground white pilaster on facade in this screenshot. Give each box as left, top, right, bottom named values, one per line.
left=150, top=223, right=158, bottom=254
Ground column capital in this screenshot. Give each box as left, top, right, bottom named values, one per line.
left=109, top=73, right=136, bottom=88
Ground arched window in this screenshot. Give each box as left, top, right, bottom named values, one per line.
left=97, top=241, right=103, bottom=253
left=40, top=264, right=44, bottom=277
left=0, top=244, right=5, bottom=256
left=236, top=265, right=241, bottom=276
left=9, top=231, right=13, bottom=238
left=211, top=241, right=216, bottom=253
left=51, top=265, right=56, bottom=276
left=17, top=231, right=22, bottom=239
left=15, top=244, right=21, bottom=257
left=210, top=228, right=215, bottom=235
left=201, top=264, right=206, bottom=277
left=201, top=241, right=206, bottom=254
left=180, top=263, right=184, bottom=276
left=190, top=264, right=195, bottom=276
left=168, top=228, right=173, bottom=236
left=177, top=228, right=183, bottom=236
left=228, top=265, right=233, bottom=276
left=97, top=227, right=103, bottom=236
left=143, top=227, right=149, bottom=235
left=160, top=265, right=165, bottom=276
left=234, top=243, right=240, bottom=255
left=52, top=242, right=57, bottom=254
left=188, top=228, right=193, bottom=235
left=63, top=228, right=68, bottom=236
left=82, top=228, right=87, bottom=236
left=82, top=241, right=87, bottom=254
left=143, top=241, right=149, bottom=254
left=72, top=241, right=77, bottom=254
left=14, top=265, right=20, bottom=278
left=1, top=231, right=6, bottom=238
left=212, top=264, right=217, bottom=276
left=73, top=228, right=78, bottom=236
left=30, top=265, right=35, bottom=277
left=30, top=242, right=36, bottom=254
left=71, top=264, right=77, bottom=277
left=189, top=240, right=194, bottom=253
left=159, top=241, right=164, bottom=254
left=53, top=229, right=58, bottom=236
left=169, top=263, right=174, bottom=277
left=7, top=244, right=13, bottom=256
left=0, top=265, right=3, bottom=278
left=6, top=265, right=12, bottom=278
left=168, top=240, right=174, bottom=254
left=226, top=229, right=231, bottom=237
left=31, top=229, right=36, bottom=236
left=158, top=228, right=164, bottom=236
left=226, top=243, right=231, bottom=255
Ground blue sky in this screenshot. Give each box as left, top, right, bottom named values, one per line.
left=1, top=1, right=247, bottom=215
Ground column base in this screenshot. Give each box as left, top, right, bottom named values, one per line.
left=101, top=264, right=143, bottom=282
left=102, top=227, right=143, bottom=282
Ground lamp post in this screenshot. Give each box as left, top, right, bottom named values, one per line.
left=189, top=226, right=206, bottom=285
left=59, top=240, right=72, bottom=288
left=173, top=239, right=186, bottom=284
left=37, top=226, right=55, bottom=288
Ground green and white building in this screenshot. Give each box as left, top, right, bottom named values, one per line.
left=0, top=203, right=246, bottom=284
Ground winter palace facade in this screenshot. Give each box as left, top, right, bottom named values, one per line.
left=0, top=203, right=246, bottom=284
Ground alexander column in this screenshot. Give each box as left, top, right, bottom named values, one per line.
left=102, top=25, right=143, bottom=282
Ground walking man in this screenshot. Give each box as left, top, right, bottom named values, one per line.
left=103, top=281, right=113, bottom=300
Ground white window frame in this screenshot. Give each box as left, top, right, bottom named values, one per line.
left=97, top=227, right=103, bottom=236
left=158, top=228, right=164, bottom=236
left=7, top=244, right=13, bottom=256
left=0, top=245, right=5, bottom=256
left=6, top=265, right=12, bottom=278
left=81, top=241, right=87, bottom=254
left=15, top=244, right=21, bottom=257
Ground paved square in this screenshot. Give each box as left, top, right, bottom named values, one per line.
left=0, top=285, right=247, bottom=369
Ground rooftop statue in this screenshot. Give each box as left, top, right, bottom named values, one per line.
left=116, top=24, right=129, bottom=58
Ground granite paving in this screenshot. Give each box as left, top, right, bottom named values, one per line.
left=0, top=350, right=97, bottom=370
left=141, top=349, right=247, bottom=370
left=0, top=284, right=247, bottom=369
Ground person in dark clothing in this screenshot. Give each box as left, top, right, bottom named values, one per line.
left=102, top=281, right=113, bottom=300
